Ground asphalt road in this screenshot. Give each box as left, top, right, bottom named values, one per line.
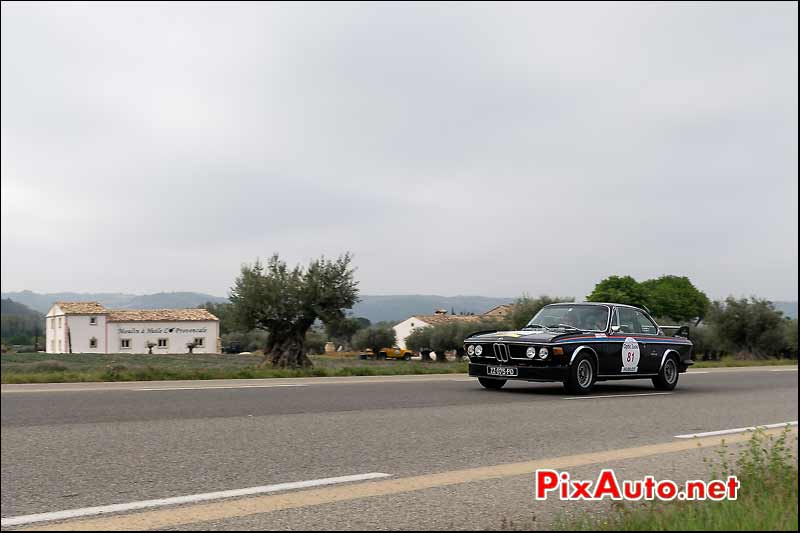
left=1, top=367, right=797, bottom=530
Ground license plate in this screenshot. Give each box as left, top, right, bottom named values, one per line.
left=487, top=366, right=518, bottom=377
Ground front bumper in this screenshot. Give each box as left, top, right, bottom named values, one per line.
left=468, top=363, right=568, bottom=382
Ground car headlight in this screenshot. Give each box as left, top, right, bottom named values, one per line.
left=538, top=347, right=549, bottom=359
left=474, top=345, right=483, bottom=356
left=526, top=347, right=537, bottom=359
left=467, top=345, right=475, bottom=356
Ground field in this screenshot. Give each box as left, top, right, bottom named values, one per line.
left=0, top=352, right=468, bottom=383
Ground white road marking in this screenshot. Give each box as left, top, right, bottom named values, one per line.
left=685, top=371, right=710, bottom=374
left=136, top=384, right=308, bottom=391
left=564, top=392, right=672, bottom=400
left=0, top=473, right=392, bottom=528
left=770, top=368, right=798, bottom=372
left=674, top=421, right=798, bottom=439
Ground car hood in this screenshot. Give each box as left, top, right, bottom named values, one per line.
left=465, top=330, right=565, bottom=343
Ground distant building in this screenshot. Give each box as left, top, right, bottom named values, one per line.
left=482, top=304, right=514, bottom=321
left=45, top=302, right=220, bottom=354
left=393, top=306, right=512, bottom=350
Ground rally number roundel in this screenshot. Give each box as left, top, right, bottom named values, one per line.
left=621, top=337, right=640, bottom=373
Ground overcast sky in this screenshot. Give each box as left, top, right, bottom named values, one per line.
left=1, top=2, right=797, bottom=300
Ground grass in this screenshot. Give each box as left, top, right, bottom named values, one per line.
left=692, top=356, right=798, bottom=368
left=1, top=352, right=794, bottom=384
left=558, top=428, right=798, bottom=531
left=0, top=352, right=468, bottom=383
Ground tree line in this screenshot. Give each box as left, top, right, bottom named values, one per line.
left=208, top=257, right=796, bottom=367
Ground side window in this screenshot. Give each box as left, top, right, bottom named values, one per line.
left=90, top=316, right=97, bottom=325
left=617, top=308, right=638, bottom=334
left=89, top=337, right=98, bottom=349
left=634, top=310, right=658, bottom=335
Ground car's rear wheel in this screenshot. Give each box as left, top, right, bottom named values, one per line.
left=478, top=377, right=506, bottom=390
left=377, top=352, right=387, bottom=360
left=565, top=354, right=595, bottom=395
left=653, top=356, right=679, bottom=391
left=402, top=354, right=411, bottom=361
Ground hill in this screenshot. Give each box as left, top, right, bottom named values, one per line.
left=3, top=290, right=795, bottom=324
left=1, top=291, right=228, bottom=314
left=1, top=298, right=42, bottom=317
left=1, top=298, right=44, bottom=345
left=350, top=294, right=513, bottom=323
left=1, top=291, right=511, bottom=323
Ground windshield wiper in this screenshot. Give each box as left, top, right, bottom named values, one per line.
left=523, top=324, right=547, bottom=329
left=547, top=323, right=581, bottom=331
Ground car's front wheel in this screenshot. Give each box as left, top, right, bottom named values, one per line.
left=478, top=377, right=506, bottom=390
left=565, top=354, right=595, bottom=395
left=653, top=356, right=679, bottom=391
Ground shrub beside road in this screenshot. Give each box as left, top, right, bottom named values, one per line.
left=560, top=429, right=798, bottom=531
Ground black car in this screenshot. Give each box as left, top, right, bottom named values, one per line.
left=465, top=302, right=693, bottom=394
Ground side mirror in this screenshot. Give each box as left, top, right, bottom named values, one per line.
left=610, top=325, right=621, bottom=333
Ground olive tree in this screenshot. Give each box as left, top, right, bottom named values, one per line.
left=229, top=253, right=359, bottom=368
left=351, top=326, right=396, bottom=355
left=707, top=297, right=789, bottom=358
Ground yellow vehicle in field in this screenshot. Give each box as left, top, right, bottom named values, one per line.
left=359, top=347, right=415, bottom=361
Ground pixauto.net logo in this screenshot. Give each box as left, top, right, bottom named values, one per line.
left=534, top=469, right=740, bottom=502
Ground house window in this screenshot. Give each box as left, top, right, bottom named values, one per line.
left=194, top=337, right=205, bottom=348
left=120, top=338, right=131, bottom=350
left=89, top=316, right=97, bottom=325
left=58, top=317, right=62, bottom=329
left=157, top=338, right=168, bottom=348
left=89, top=337, right=98, bottom=349
left=58, top=340, right=62, bottom=351
left=51, top=340, right=55, bottom=351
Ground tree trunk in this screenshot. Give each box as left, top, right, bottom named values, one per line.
left=266, top=329, right=313, bottom=368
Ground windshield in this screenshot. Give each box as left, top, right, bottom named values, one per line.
left=525, top=304, right=609, bottom=332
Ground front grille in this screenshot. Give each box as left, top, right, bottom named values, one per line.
left=493, top=343, right=509, bottom=362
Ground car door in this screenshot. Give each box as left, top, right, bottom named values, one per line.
left=631, top=308, right=663, bottom=374
left=614, top=306, right=660, bottom=375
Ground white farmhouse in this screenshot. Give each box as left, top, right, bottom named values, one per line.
left=393, top=310, right=485, bottom=349
left=45, top=302, right=220, bottom=354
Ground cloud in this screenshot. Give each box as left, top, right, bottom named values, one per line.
left=1, top=2, right=797, bottom=300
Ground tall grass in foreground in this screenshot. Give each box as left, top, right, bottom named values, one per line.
left=560, top=428, right=798, bottom=531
